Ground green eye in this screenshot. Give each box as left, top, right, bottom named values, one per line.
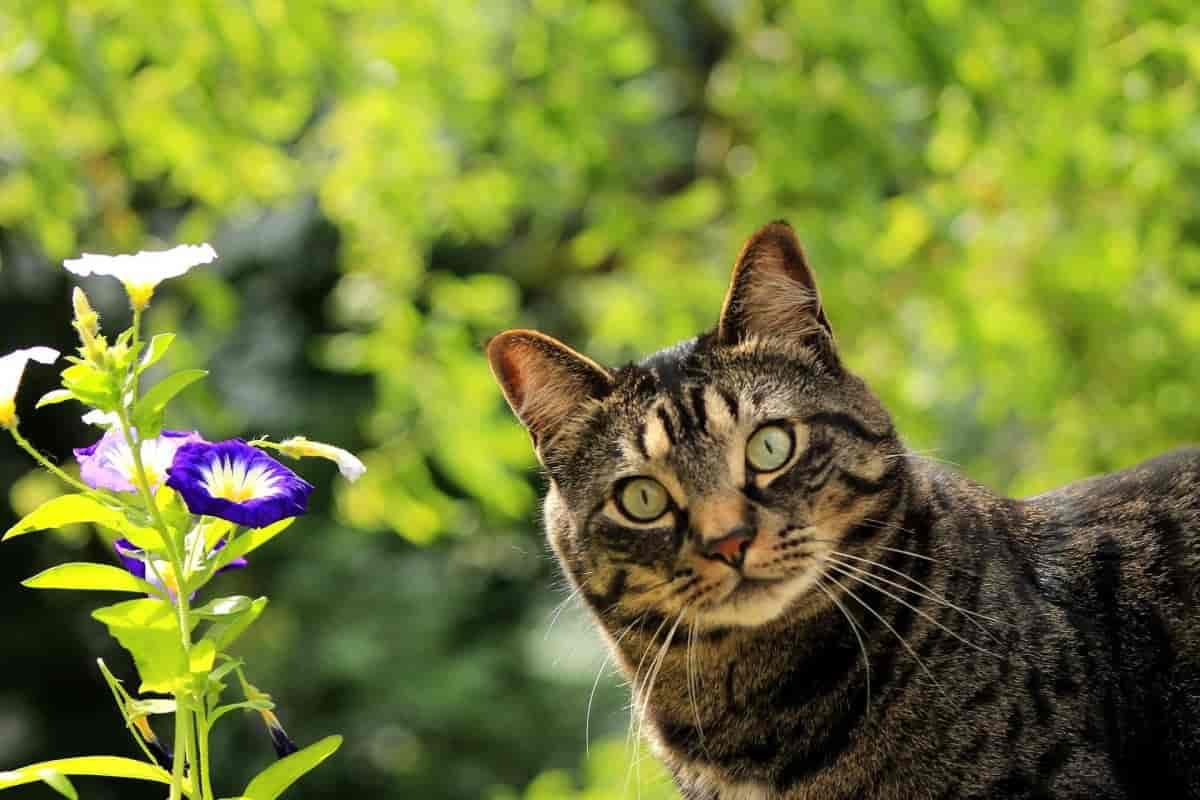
left=617, top=477, right=670, bottom=522
left=746, top=424, right=795, bottom=472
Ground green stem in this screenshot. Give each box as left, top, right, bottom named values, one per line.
left=6, top=425, right=94, bottom=494
left=184, top=709, right=201, bottom=800
left=197, top=711, right=215, bottom=800
left=117, top=311, right=198, bottom=800
left=171, top=710, right=188, bottom=800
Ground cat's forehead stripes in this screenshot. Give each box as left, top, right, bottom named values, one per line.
left=638, top=400, right=678, bottom=460
left=632, top=379, right=742, bottom=459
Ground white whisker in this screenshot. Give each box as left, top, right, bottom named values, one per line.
left=822, top=572, right=944, bottom=694
left=823, top=561, right=998, bottom=659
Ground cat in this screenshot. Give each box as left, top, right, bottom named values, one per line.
left=486, top=220, right=1200, bottom=799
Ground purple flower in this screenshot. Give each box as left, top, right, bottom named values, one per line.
left=261, top=708, right=300, bottom=759
left=132, top=716, right=173, bottom=768
left=113, top=537, right=247, bottom=601
left=74, top=429, right=203, bottom=493
left=243, top=685, right=300, bottom=759
left=166, top=440, right=313, bottom=528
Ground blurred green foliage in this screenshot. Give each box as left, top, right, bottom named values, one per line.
left=0, top=0, right=1197, bottom=798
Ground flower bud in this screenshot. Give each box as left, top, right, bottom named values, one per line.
left=72, top=287, right=98, bottom=333
left=71, top=287, right=106, bottom=362
left=276, top=436, right=366, bottom=482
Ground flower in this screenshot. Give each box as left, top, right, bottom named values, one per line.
left=131, top=715, right=173, bottom=768
left=74, top=429, right=203, bottom=493
left=113, top=537, right=246, bottom=601
left=81, top=410, right=122, bottom=428
left=273, top=436, right=366, bottom=482
left=0, top=347, right=60, bottom=428
left=63, top=243, right=217, bottom=310
left=261, top=708, right=300, bottom=758
left=244, top=686, right=299, bottom=759
left=166, top=440, right=314, bottom=528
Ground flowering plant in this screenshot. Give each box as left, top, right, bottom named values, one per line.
left=0, top=246, right=364, bottom=799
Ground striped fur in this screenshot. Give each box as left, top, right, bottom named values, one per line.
left=487, top=221, right=1200, bottom=798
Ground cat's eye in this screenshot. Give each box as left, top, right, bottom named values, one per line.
left=616, top=477, right=670, bottom=522
left=746, top=423, right=795, bottom=472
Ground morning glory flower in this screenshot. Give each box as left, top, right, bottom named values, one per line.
left=74, top=429, right=203, bottom=493
left=63, top=243, right=218, bottom=310
left=166, top=440, right=314, bottom=528
left=0, top=347, right=60, bottom=428
left=113, top=537, right=247, bottom=601
left=82, top=410, right=122, bottom=428
left=244, top=686, right=299, bottom=758
left=273, top=436, right=366, bottom=482
left=131, top=715, right=173, bottom=768
left=261, top=708, right=300, bottom=758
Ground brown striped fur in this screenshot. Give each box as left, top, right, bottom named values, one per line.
left=487, top=221, right=1200, bottom=799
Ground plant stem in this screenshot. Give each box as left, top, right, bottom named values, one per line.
left=6, top=425, right=94, bottom=494
left=184, top=709, right=201, bottom=800
left=118, top=310, right=201, bottom=800
left=171, top=710, right=188, bottom=800
left=197, top=711, right=215, bottom=800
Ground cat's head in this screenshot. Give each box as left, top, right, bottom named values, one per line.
left=488, top=222, right=903, bottom=631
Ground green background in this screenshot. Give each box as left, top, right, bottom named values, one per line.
left=1, top=1, right=1198, bottom=797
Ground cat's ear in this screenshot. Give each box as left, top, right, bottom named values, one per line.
left=487, top=329, right=613, bottom=447
left=717, top=220, right=834, bottom=350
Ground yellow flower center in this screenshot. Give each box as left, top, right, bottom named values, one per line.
left=124, top=281, right=156, bottom=311
left=0, top=398, right=15, bottom=429
left=151, top=559, right=179, bottom=597
left=202, top=457, right=278, bottom=503
left=143, top=465, right=163, bottom=488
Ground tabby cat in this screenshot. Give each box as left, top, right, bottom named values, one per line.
left=486, top=221, right=1200, bottom=799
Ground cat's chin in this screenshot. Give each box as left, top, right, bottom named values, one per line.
left=692, top=570, right=819, bottom=629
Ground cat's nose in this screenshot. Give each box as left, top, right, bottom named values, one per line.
left=701, top=525, right=754, bottom=568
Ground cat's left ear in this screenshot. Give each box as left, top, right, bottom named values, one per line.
left=487, top=329, right=613, bottom=449
left=717, top=220, right=834, bottom=351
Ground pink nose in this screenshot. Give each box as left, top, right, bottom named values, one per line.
left=703, top=528, right=752, bottom=568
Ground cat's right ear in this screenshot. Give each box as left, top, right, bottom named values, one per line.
left=718, top=220, right=835, bottom=352
left=486, top=330, right=613, bottom=448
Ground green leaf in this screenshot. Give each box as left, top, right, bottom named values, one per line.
left=22, top=563, right=159, bottom=595
left=60, top=363, right=118, bottom=409
left=208, top=699, right=272, bottom=726
left=242, top=735, right=343, bottom=800
left=208, top=657, right=243, bottom=684
left=92, top=598, right=189, bottom=693
left=120, top=522, right=166, bottom=551
left=139, top=333, right=176, bottom=371
left=207, top=602, right=266, bottom=651
left=35, top=389, right=74, bottom=409
left=130, top=369, right=207, bottom=437
left=203, top=596, right=268, bottom=652
left=190, top=638, right=216, bottom=674
left=0, top=756, right=175, bottom=792
left=214, top=518, right=295, bottom=569
left=192, top=595, right=253, bottom=619
left=36, top=769, right=78, bottom=800
left=4, top=494, right=126, bottom=541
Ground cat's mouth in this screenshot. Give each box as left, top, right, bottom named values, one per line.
left=694, top=569, right=820, bottom=628
left=721, top=575, right=786, bottom=604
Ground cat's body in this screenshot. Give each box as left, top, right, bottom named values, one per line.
left=650, top=447, right=1200, bottom=799
left=488, top=221, right=1200, bottom=798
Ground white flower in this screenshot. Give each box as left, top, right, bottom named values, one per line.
left=63, top=243, right=218, bottom=310
left=82, top=410, right=123, bottom=428
left=0, top=347, right=60, bottom=428
left=275, top=436, right=367, bottom=482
